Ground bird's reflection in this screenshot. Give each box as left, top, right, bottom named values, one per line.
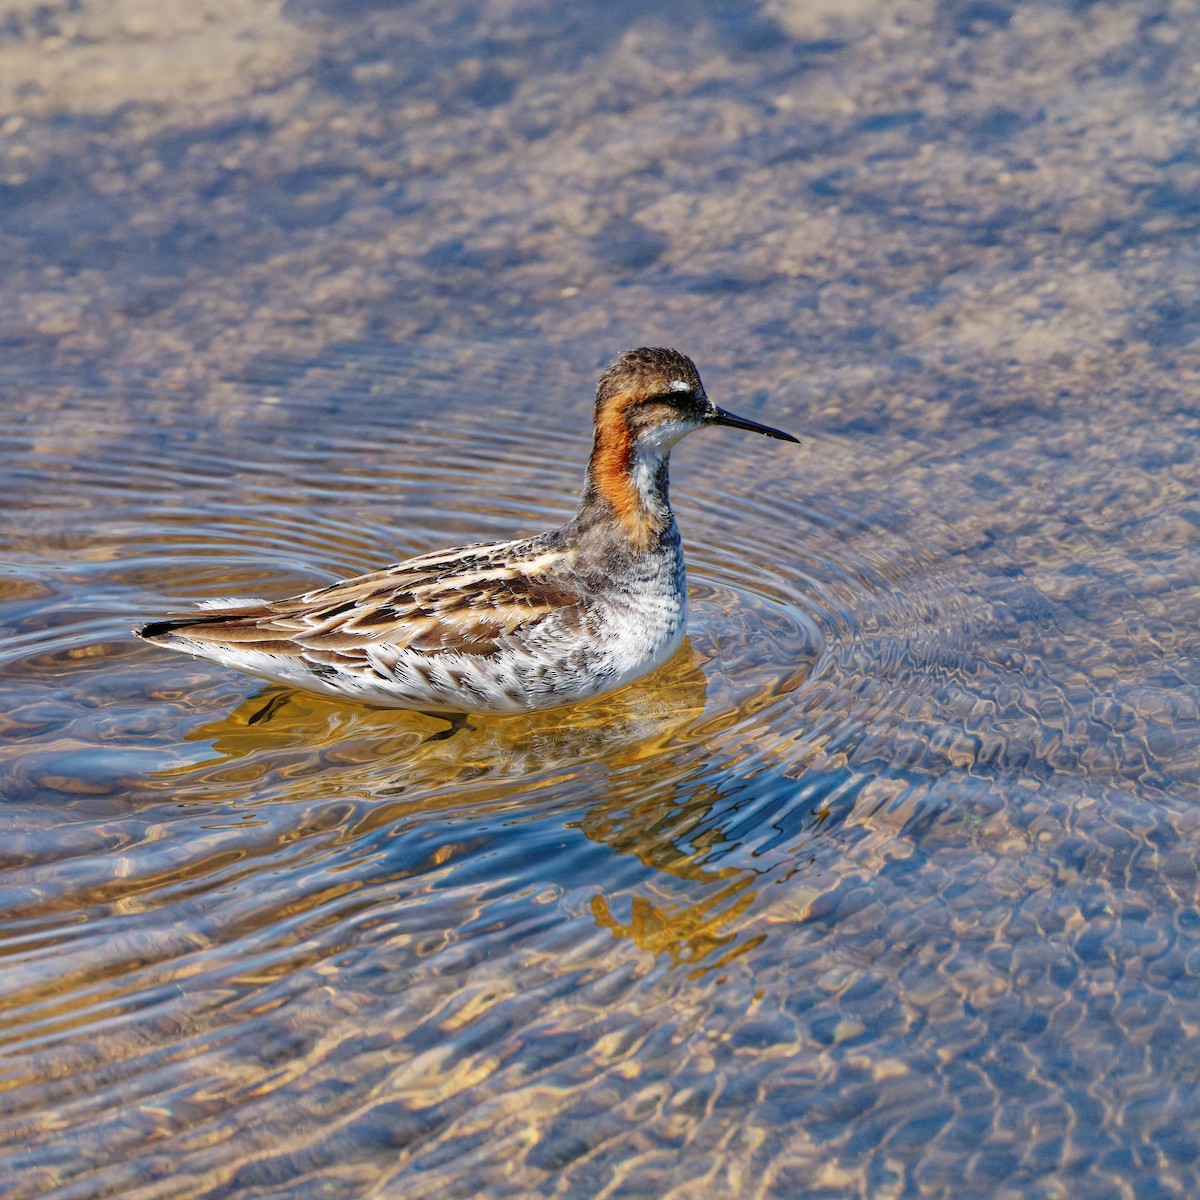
left=159, top=639, right=820, bottom=972
left=191, top=638, right=711, bottom=784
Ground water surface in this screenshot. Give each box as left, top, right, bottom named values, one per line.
left=3, top=1, right=1200, bottom=1197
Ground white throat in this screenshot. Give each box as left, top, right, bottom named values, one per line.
left=630, top=418, right=697, bottom=505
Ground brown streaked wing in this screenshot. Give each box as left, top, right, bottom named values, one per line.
left=150, top=544, right=584, bottom=659
left=294, top=569, right=585, bottom=653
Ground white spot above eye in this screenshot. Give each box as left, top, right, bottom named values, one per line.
left=668, top=380, right=691, bottom=393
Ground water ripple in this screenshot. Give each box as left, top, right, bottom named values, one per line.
left=0, top=358, right=978, bottom=1196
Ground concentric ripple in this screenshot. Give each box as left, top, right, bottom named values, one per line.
left=0, top=354, right=978, bottom=1198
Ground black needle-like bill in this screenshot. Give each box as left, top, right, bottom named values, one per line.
left=710, top=406, right=800, bottom=443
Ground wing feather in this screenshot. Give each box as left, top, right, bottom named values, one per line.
left=138, top=540, right=584, bottom=662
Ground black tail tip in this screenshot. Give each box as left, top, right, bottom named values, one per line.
left=135, top=619, right=182, bottom=641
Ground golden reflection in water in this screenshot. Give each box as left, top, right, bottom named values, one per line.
left=149, top=637, right=808, bottom=976
left=591, top=875, right=766, bottom=978
left=186, top=636, right=712, bottom=791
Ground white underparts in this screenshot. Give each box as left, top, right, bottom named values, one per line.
left=195, top=597, right=267, bottom=609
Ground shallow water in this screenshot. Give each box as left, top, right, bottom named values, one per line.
left=4, top=1, right=1200, bottom=1197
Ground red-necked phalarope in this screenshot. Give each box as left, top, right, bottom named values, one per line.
left=136, top=348, right=799, bottom=713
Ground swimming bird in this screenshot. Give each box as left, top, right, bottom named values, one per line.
left=136, top=348, right=799, bottom=713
